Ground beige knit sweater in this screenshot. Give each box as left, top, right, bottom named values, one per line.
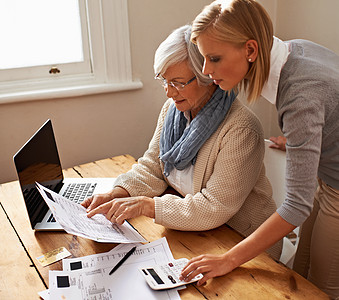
left=115, top=99, right=282, bottom=258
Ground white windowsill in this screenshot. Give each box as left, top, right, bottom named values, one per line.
left=0, top=80, right=143, bottom=104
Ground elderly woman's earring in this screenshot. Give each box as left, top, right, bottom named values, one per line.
left=248, top=58, right=252, bottom=62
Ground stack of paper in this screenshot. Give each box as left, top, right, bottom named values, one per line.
left=36, top=182, right=186, bottom=299
left=39, top=238, right=183, bottom=300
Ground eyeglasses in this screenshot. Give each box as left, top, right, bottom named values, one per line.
left=154, top=73, right=196, bottom=90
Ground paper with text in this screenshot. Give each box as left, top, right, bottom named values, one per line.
left=62, top=237, right=173, bottom=271
left=36, top=182, right=147, bottom=243
left=49, top=238, right=181, bottom=300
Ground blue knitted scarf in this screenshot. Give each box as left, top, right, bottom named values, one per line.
left=159, top=87, right=236, bottom=176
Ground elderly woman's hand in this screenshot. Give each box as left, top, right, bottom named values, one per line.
left=81, top=192, right=114, bottom=212
left=86, top=196, right=155, bottom=225
left=81, top=186, right=130, bottom=212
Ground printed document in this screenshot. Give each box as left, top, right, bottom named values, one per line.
left=47, top=238, right=182, bottom=300
left=36, top=182, right=147, bottom=243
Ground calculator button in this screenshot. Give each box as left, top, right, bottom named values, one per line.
left=168, top=275, right=176, bottom=284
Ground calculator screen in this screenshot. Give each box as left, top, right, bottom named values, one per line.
left=147, top=269, right=164, bottom=285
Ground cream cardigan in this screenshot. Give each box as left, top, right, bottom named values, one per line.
left=114, top=99, right=281, bottom=257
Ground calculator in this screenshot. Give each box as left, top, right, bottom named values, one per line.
left=139, top=258, right=203, bottom=290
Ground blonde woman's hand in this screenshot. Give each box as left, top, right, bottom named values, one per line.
left=179, top=253, right=235, bottom=286
left=269, top=136, right=286, bottom=151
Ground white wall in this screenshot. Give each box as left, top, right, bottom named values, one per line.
left=1, top=0, right=338, bottom=184
left=276, top=0, right=339, bottom=55
left=244, top=0, right=339, bottom=139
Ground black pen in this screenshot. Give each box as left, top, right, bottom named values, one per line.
left=109, top=246, right=137, bottom=275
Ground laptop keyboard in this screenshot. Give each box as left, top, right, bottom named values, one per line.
left=47, top=182, right=97, bottom=223
left=62, top=182, right=97, bottom=203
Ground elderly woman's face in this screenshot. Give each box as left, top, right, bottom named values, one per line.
left=163, top=60, right=213, bottom=117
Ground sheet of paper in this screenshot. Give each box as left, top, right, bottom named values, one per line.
left=49, top=238, right=181, bottom=300
left=50, top=254, right=179, bottom=300
left=62, top=237, right=174, bottom=271
left=38, top=289, right=50, bottom=300
left=36, top=182, right=147, bottom=243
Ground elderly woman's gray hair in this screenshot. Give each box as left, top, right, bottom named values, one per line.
left=154, top=24, right=212, bottom=86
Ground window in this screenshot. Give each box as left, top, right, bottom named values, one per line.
left=0, top=0, right=142, bottom=104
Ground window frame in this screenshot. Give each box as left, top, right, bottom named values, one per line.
left=0, top=0, right=142, bottom=104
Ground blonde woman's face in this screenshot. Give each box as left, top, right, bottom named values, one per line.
left=197, top=33, right=250, bottom=91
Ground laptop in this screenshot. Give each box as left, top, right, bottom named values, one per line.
left=13, top=119, right=115, bottom=231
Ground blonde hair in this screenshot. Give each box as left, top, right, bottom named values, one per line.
left=191, top=0, right=273, bottom=102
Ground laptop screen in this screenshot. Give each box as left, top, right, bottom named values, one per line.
left=13, top=119, right=63, bottom=227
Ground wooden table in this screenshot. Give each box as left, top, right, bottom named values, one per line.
left=0, top=155, right=329, bottom=299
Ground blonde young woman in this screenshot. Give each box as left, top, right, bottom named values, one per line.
left=180, top=1, right=339, bottom=298
left=82, top=24, right=282, bottom=259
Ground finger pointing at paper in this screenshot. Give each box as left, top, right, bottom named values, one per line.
left=81, top=186, right=131, bottom=211
left=87, top=196, right=155, bottom=225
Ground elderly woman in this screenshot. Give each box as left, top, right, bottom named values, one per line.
left=82, top=25, right=282, bottom=259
